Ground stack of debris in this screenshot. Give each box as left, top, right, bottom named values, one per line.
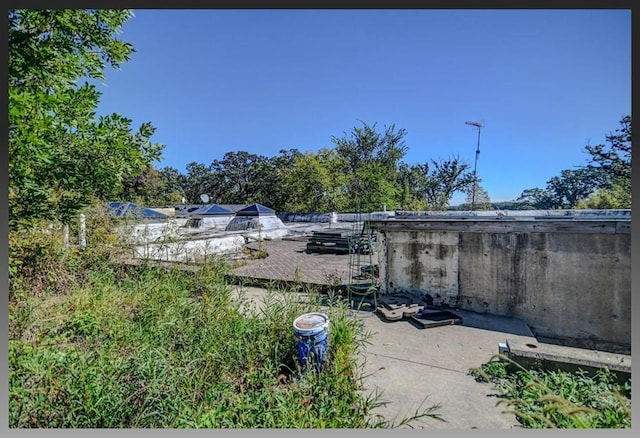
left=305, top=228, right=377, bottom=255
left=376, top=293, right=463, bottom=329
left=305, top=229, right=359, bottom=254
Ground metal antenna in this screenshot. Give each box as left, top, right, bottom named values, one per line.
left=465, top=121, right=484, bottom=210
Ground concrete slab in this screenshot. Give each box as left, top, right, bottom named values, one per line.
left=358, top=353, right=516, bottom=429
left=505, top=337, right=631, bottom=382
left=350, top=308, right=534, bottom=428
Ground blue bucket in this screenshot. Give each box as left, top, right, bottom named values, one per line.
left=293, top=312, right=330, bottom=372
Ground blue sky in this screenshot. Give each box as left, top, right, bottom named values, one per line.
left=93, top=9, right=631, bottom=204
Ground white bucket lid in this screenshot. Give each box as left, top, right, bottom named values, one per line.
left=293, top=312, right=329, bottom=334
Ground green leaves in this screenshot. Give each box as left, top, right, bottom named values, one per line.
left=9, top=9, right=163, bottom=229
left=517, top=115, right=631, bottom=210
left=331, top=121, right=408, bottom=210
left=9, top=9, right=134, bottom=91
left=151, top=121, right=475, bottom=213
left=279, top=149, right=349, bottom=213
left=473, top=358, right=631, bottom=428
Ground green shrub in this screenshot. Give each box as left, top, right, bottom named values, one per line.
left=471, top=356, right=631, bottom=428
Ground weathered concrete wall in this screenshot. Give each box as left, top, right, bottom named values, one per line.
left=371, top=219, right=631, bottom=352
left=382, top=230, right=460, bottom=305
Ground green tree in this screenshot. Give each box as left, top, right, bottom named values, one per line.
left=348, top=162, right=397, bottom=212
left=182, top=162, right=213, bottom=204
left=464, top=182, right=491, bottom=210
left=517, top=116, right=631, bottom=210
left=397, top=158, right=474, bottom=211
left=264, top=148, right=303, bottom=211
left=209, top=151, right=268, bottom=204
left=245, top=158, right=279, bottom=207
left=121, top=166, right=183, bottom=206
left=518, top=169, right=603, bottom=210
left=577, top=178, right=631, bottom=209
left=331, top=120, right=408, bottom=210
left=396, top=162, right=429, bottom=210
left=585, top=115, right=631, bottom=182
left=159, top=166, right=188, bottom=202
left=517, top=168, right=603, bottom=210
left=516, top=188, right=554, bottom=209
left=544, top=168, right=603, bottom=209
left=489, top=201, right=534, bottom=211
left=280, top=149, right=349, bottom=213
left=8, top=9, right=164, bottom=229
left=583, top=115, right=631, bottom=208
left=423, top=157, right=475, bottom=211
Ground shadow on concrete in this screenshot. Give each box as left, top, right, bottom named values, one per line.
left=451, top=309, right=535, bottom=338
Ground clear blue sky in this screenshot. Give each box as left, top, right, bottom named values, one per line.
left=93, top=9, right=631, bottom=204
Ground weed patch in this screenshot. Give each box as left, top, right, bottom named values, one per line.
left=470, top=355, right=631, bottom=428
left=10, top=259, right=441, bottom=427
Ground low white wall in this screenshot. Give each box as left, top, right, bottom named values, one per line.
left=131, top=234, right=246, bottom=262
left=128, top=227, right=290, bottom=263
left=115, top=218, right=189, bottom=244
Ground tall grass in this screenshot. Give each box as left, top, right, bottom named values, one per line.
left=470, top=355, right=631, bottom=429
left=9, top=210, right=441, bottom=428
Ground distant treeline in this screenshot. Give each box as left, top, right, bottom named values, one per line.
left=124, top=115, right=632, bottom=213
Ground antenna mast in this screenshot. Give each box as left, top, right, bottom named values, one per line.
left=464, top=121, right=484, bottom=210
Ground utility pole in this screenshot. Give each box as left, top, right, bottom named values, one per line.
left=465, top=121, right=484, bottom=210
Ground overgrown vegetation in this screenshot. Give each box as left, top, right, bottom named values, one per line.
left=470, top=356, right=631, bottom=429
left=9, top=271, right=440, bottom=428
left=9, top=209, right=442, bottom=428
left=8, top=9, right=164, bottom=230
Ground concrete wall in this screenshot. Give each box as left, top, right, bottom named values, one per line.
left=370, top=219, right=631, bottom=352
